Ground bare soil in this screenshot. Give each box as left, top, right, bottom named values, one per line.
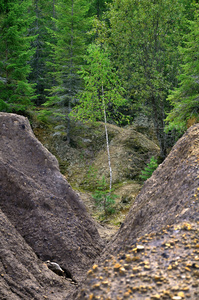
left=0, top=113, right=104, bottom=299
left=1, top=113, right=198, bottom=300
left=75, top=124, right=199, bottom=299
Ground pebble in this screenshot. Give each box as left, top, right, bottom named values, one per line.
left=113, top=263, right=121, bottom=271
left=137, top=245, right=145, bottom=251
left=92, top=264, right=98, bottom=272
left=102, top=280, right=109, bottom=286
left=77, top=221, right=199, bottom=299
left=124, top=263, right=130, bottom=270
left=119, top=267, right=126, bottom=275
left=92, top=282, right=101, bottom=290
left=151, top=294, right=161, bottom=299
left=125, top=254, right=133, bottom=262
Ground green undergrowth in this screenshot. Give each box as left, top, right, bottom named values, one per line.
left=139, top=156, right=158, bottom=182
left=32, top=115, right=148, bottom=223
left=92, top=176, right=118, bottom=217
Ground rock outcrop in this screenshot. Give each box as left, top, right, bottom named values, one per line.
left=1, top=112, right=198, bottom=299
left=76, top=124, right=199, bottom=299
left=109, top=123, right=199, bottom=251
left=33, top=121, right=160, bottom=188
left=0, top=112, right=104, bottom=295
left=0, top=209, right=74, bottom=299
left=92, top=123, right=160, bottom=183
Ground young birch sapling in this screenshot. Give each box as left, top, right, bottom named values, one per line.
left=70, top=43, right=126, bottom=215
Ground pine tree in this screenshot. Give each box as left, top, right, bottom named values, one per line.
left=96, top=0, right=186, bottom=158
left=28, top=0, right=57, bottom=106
left=139, top=156, right=158, bottom=182
left=0, top=0, right=36, bottom=113
left=43, top=0, right=91, bottom=142
left=87, top=0, right=112, bottom=19
left=165, top=8, right=199, bottom=133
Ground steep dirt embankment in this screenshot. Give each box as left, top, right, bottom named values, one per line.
left=110, top=124, right=199, bottom=248
left=33, top=120, right=160, bottom=225
left=0, top=112, right=105, bottom=299
left=0, top=210, right=74, bottom=300
left=76, top=124, right=199, bottom=299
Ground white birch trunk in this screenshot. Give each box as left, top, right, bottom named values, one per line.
left=102, top=85, right=112, bottom=193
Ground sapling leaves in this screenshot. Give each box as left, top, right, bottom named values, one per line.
left=139, top=156, right=158, bottom=182
left=71, top=43, right=125, bottom=216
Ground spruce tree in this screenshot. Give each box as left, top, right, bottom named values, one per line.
left=139, top=156, right=158, bottom=182
left=87, top=0, right=112, bottom=19
left=166, top=8, right=199, bottom=133
left=0, top=0, right=36, bottom=113
left=43, top=0, right=91, bottom=142
left=29, top=0, right=56, bottom=106
left=96, top=0, right=186, bottom=158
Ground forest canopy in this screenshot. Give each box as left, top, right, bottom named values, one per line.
left=0, top=0, right=199, bottom=157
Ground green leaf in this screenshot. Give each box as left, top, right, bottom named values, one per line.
left=139, top=156, right=158, bottom=182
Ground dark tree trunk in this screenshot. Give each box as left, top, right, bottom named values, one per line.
left=151, top=95, right=167, bottom=160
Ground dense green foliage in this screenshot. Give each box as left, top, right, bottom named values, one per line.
left=87, top=0, right=113, bottom=19
left=28, top=0, right=57, bottom=105
left=71, top=43, right=126, bottom=123
left=92, top=176, right=117, bottom=217
left=44, top=0, right=90, bottom=107
left=0, top=0, right=198, bottom=156
left=42, top=0, right=91, bottom=142
left=71, top=43, right=126, bottom=193
left=139, top=156, right=158, bottom=182
left=95, top=0, right=187, bottom=158
left=0, top=0, right=36, bottom=112
left=165, top=8, right=199, bottom=133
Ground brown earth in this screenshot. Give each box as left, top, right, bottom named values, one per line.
left=77, top=182, right=141, bottom=227
left=33, top=119, right=158, bottom=227
left=108, top=123, right=199, bottom=250
left=1, top=112, right=199, bottom=300
left=0, top=112, right=104, bottom=299
left=75, top=124, right=199, bottom=299
left=33, top=120, right=159, bottom=189
left=0, top=209, right=75, bottom=300
left=90, top=122, right=160, bottom=185
left=76, top=222, right=199, bottom=300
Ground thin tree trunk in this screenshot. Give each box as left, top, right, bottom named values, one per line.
left=5, top=4, right=9, bottom=102
left=102, top=84, right=112, bottom=193
left=67, top=0, right=74, bottom=144
left=97, top=0, right=100, bottom=18
left=151, top=95, right=167, bottom=159
left=35, top=0, right=40, bottom=105
left=52, top=0, right=56, bottom=87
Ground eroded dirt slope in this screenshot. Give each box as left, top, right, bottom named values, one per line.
left=0, top=113, right=104, bottom=287
left=33, top=121, right=159, bottom=188
left=0, top=209, right=75, bottom=300
left=76, top=222, right=199, bottom=300
left=75, top=124, right=199, bottom=299
left=108, top=123, right=199, bottom=253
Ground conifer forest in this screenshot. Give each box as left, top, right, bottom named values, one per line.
left=0, top=0, right=199, bottom=158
